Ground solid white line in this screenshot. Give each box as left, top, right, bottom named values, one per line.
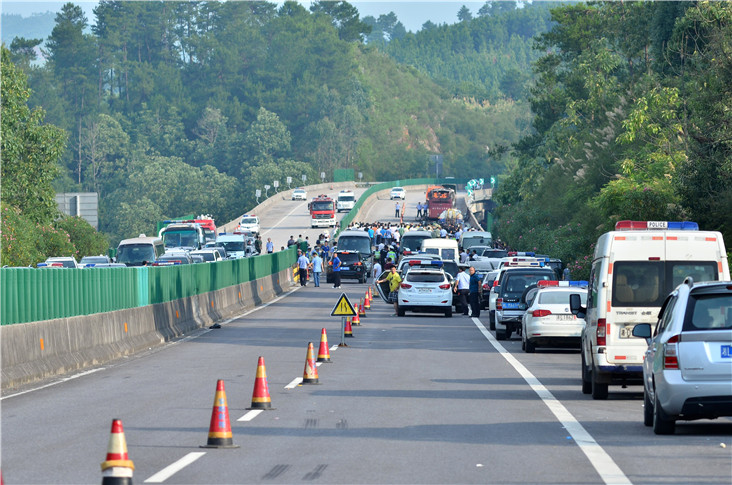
left=472, top=318, right=632, bottom=485
left=285, top=377, right=303, bottom=389
left=238, top=409, right=263, bottom=422
left=144, top=452, right=206, bottom=483
left=261, top=202, right=307, bottom=236
left=1, top=368, right=105, bottom=400
left=330, top=344, right=339, bottom=351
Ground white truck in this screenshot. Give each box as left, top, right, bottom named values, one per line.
left=571, top=220, right=730, bottom=399
left=336, top=190, right=356, bottom=212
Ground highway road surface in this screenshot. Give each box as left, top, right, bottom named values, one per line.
left=2, top=188, right=730, bottom=484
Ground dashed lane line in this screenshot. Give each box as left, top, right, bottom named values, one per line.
left=472, top=317, right=632, bottom=485
left=144, top=452, right=206, bottom=483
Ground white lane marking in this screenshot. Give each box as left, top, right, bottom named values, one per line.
left=472, top=318, right=632, bottom=485
left=144, top=452, right=206, bottom=483
left=238, top=409, right=263, bottom=422
left=261, top=202, right=307, bottom=236
left=285, top=377, right=303, bottom=389
left=1, top=368, right=105, bottom=400
left=330, top=344, right=339, bottom=351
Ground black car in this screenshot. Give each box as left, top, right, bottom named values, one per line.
left=326, top=250, right=367, bottom=284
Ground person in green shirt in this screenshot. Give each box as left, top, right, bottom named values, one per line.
left=377, top=266, right=402, bottom=316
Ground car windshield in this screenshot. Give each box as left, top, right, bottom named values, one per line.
left=407, top=273, right=444, bottom=283
left=339, top=195, right=354, bottom=202
left=502, top=273, right=554, bottom=298
left=81, top=256, right=108, bottom=264
left=337, top=253, right=359, bottom=264
left=401, top=235, right=431, bottom=252
left=337, top=236, right=370, bottom=254
left=481, top=249, right=508, bottom=258
left=220, top=241, right=245, bottom=252
left=312, top=201, right=333, bottom=211
left=613, top=261, right=719, bottom=307
left=685, top=293, right=732, bottom=330
left=162, top=230, right=198, bottom=248
left=194, top=252, right=215, bottom=262
left=241, top=217, right=257, bottom=225
left=116, top=244, right=155, bottom=265
left=442, top=249, right=456, bottom=261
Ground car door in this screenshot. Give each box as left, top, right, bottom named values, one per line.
left=374, top=270, right=391, bottom=303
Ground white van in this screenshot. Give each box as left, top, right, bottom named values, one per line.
left=336, top=190, right=356, bottom=212
left=459, top=231, right=492, bottom=251
left=116, top=235, right=165, bottom=266
left=421, top=238, right=459, bottom=265
left=571, top=220, right=730, bottom=400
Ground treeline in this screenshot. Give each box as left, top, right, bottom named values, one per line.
left=494, top=2, right=732, bottom=278
left=3, top=1, right=545, bottom=250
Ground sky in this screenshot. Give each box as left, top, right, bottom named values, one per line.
left=1, top=0, right=490, bottom=33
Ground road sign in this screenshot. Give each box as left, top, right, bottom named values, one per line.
left=331, top=293, right=357, bottom=317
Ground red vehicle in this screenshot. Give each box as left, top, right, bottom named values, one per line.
left=193, top=216, right=216, bottom=244
left=425, top=186, right=456, bottom=219
left=309, top=195, right=336, bottom=228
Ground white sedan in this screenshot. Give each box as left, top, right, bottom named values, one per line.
left=521, top=282, right=588, bottom=353
left=396, top=268, right=453, bottom=317
left=292, top=188, right=307, bottom=200
left=390, top=187, right=406, bottom=200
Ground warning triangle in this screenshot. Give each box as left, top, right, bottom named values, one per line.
left=331, top=293, right=357, bottom=316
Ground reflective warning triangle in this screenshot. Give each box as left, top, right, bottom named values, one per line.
left=331, top=293, right=357, bottom=316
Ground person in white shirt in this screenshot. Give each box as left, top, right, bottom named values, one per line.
left=440, top=228, right=447, bottom=238
left=460, top=249, right=469, bottom=264
left=372, top=261, right=382, bottom=283
left=454, top=266, right=471, bottom=315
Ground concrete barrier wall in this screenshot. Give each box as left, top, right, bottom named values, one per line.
left=1, top=267, right=294, bottom=392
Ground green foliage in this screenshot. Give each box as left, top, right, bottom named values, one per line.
left=54, top=215, right=110, bottom=259
left=0, top=204, right=43, bottom=267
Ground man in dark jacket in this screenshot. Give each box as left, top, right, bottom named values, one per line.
left=468, top=266, right=481, bottom=318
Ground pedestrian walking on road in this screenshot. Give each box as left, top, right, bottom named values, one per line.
left=469, top=266, right=481, bottom=318
left=395, top=201, right=401, bottom=218
left=310, top=251, right=323, bottom=287
left=297, top=249, right=310, bottom=287
left=331, top=252, right=342, bottom=288
left=266, top=237, right=274, bottom=254
left=455, top=267, right=470, bottom=315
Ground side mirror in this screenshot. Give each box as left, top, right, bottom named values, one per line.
left=569, top=294, right=586, bottom=319
left=632, top=323, right=652, bottom=340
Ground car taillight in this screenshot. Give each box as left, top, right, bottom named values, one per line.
left=439, top=284, right=451, bottom=289
left=400, top=283, right=412, bottom=289
left=492, top=281, right=499, bottom=287
left=663, top=334, right=680, bottom=369
left=597, top=318, right=607, bottom=346
left=532, top=309, right=551, bottom=317
left=354, top=262, right=362, bottom=266
left=496, top=298, right=503, bottom=310
left=483, top=283, right=490, bottom=290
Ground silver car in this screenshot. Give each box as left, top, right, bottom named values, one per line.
left=632, top=278, right=732, bottom=434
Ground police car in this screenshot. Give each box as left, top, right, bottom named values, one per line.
left=238, top=214, right=260, bottom=234
left=521, top=281, right=588, bottom=353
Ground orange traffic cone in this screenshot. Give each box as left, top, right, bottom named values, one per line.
left=352, top=309, right=361, bottom=326
left=302, top=342, right=319, bottom=384
left=369, top=285, right=373, bottom=300
left=317, top=328, right=332, bottom=363
left=344, top=317, right=354, bottom=338
left=364, top=291, right=371, bottom=310
left=359, top=299, right=366, bottom=318
left=248, top=356, right=274, bottom=410
left=101, top=419, right=134, bottom=484
left=201, top=380, right=239, bottom=448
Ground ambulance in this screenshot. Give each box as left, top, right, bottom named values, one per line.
left=571, top=220, right=730, bottom=399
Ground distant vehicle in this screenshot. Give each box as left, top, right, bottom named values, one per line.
left=216, top=233, right=247, bottom=259
left=494, top=267, right=555, bottom=340
left=193, top=216, right=216, bottom=244
left=326, top=250, right=367, bottom=284
left=425, top=185, right=456, bottom=220
left=459, top=231, right=493, bottom=251
left=203, top=242, right=228, bottom=260
left=159, top=223, right=204, bottom=250
left=190, top=249, right=223, bottom=262
left=399, top=230, right=433, bottom=259
left=336, top=190, right=356, bottom=212
left=396, top=268, right=454, bottom=317
left=309, top=195, right=336, bottom=228
left=632, top=278, right=732, bottom=435
left=480, top=270, right=500, bottom=309
left=80, top=255, right=111, bottom=267
left=420, top=238, right=459, bottom=266
left=292, top=188, right=307, bottom=201
left=521, top=281, right=588, bottom=353
left=157, top=250, right=194, bottom=264
left=116, top=235, right=165, bottom=267
left=390, top=187, right=406, bottom=200
left=238, top=214, right=260, bottom=234
left=42, top=256, right=79, bottom=268
left=85, top=263, right=126, bottom=268
left=572, top=220, right=730, bottom=400
left=335, top=229, right=373, bottom=273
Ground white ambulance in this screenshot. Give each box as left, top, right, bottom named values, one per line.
left=571, top=220, right=730, bottom=399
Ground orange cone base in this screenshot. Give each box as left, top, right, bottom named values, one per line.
left=317, top=356, right=332, bottom=363
left=247, top=401, right=274, bottom=410
left=302, top=376, right=320, bottom=384
left=200, top=437, right=240, bottom=449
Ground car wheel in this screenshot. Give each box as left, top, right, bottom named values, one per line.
left=525, top=338, right=536, bottom=353
left=496, top=329, right=507, bottom=340
left=489, top=311, right=496, bottom=331
left=581, top=352, right=592, bottom=395
left=521, top=333, right=526, bottom=351
left=591, top=370, right=609, bottom=400
left=653, top=392, right=675, bottom=435
left=643, top=388, right=653, bottom=427
left=397, top=306, right=405, bottom=317
left=445, top=307, right=452, bottom=317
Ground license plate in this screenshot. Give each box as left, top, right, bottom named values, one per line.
left=722, top=345, right=732, bottom=358
left=556, top=315, right=574, bottom=321
left=619, top=325, right=635, bottom=338
left=502, top=302, right=520, bottom=309
left=418, top=288, right=432, bottom=293
left=341, top=266, right=349, bottom=271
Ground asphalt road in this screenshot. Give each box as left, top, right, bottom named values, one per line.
left=2, top=189, right=730, bottom=484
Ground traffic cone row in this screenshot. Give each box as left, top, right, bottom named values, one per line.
left=344, top=317, right=354, bottom=338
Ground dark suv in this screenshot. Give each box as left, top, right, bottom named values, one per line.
left=495, top=268, right=555, bottom=340
left=326, top=251, right=367, bottom=284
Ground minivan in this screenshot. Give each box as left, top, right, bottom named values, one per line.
left=336, top=229, right=373, bottom=273
left=116, top=235, right=165, bottom=266
left=421, top=238, right=459, bottom=265
left=459, top=231, right=492, bottom=251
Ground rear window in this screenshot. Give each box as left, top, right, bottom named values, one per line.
left=407, top=273, right=444, bottom=283
left=501, top=272, right=554, bottom=298
left=684, top=293, right=732, bottom=331
left=539, top=290, right=587, bottom=305
left=338, top=195, right=355, bottom=202
left=442, top=249, right=456, bottom=261
left=613, top=261, right=719, bottom=307
left=402, top=235, right=431, bottom=252
left=337, top=253, right=359, bottom=263
left=337, top=235, right=371, bottom=254
left=241, top=217, right=258, bottom=224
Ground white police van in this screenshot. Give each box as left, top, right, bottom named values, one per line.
left=336, top=190, right=356, bottom=212
left=571, top=220, right=730, bottom=399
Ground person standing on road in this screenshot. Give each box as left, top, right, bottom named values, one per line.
left=310, top=251, right=323, bottom=287
left=469, top=266, right=481, bottom=318
left=297, top=250, right=310, bottom=287
left=331, top=252, right=342, bottom=288
left=377, top=266, right=402, bottom=316
left=255, top=235, right=262, bottom=255
left=287, top=235, right=296, bottom=248
left=266, top=237, right=274, bottom=254
left=459, top=248, right=469, bottom=264
left=395, top=201, right=401, bottom=218
left=372, top=260, right=382, bottom=283
left=455, top=266, right=470, bottom=315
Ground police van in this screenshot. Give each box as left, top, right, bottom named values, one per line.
left=571, top=220, right=730, bottom=399
left=336, top=190, right=356, bottom=212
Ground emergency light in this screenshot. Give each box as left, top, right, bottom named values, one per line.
left=408, top=260, right=444, bottom=267
left=614, top=220, right=699, bottom=231
left=537, top=280, right=589, bottom=287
